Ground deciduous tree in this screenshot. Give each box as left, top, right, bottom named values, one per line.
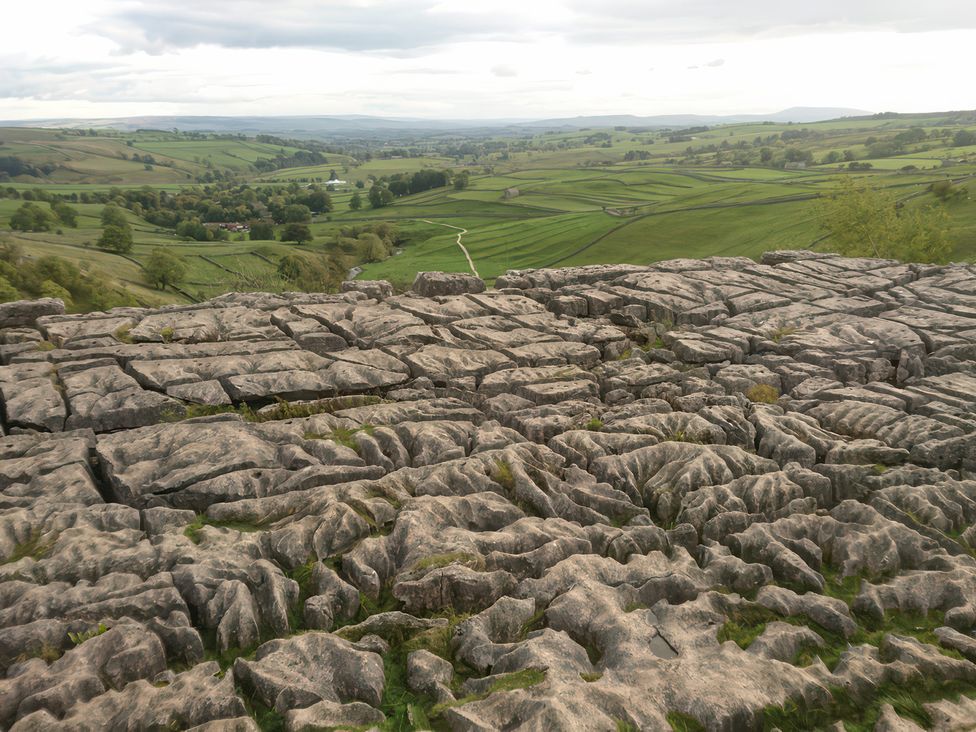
left=283, top=204, right=311, bottom=223
left=368, top=185, right=393, bottom=209
left=281, top=223, right=313, bottom=244
left=249, top=221, right=276, bottom=240
left=145, top=248, right=187, bottom=289
left=100, top=204, right=128, bottom=228
left=819, top=177, right=951, bottom=263
left=10, top=202, right=53, bottom=231
left=98, top=224, right=134, bottom=253
left=52, top=202, right=78, bottom=227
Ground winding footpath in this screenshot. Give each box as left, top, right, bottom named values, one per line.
left=421, top=219, right=478, bottom=277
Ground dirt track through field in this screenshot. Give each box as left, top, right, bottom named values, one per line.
left=421, top=219, right=479, bottom=277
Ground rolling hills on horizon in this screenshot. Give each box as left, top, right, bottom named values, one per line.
left=0, top=107, right=873, bottom=136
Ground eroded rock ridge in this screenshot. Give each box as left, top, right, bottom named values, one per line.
left=1, top=251, right=976, bottom=730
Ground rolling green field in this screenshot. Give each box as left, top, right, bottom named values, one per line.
left=2, top=111, right=976, bottom=308
left=254, top=155, right=462, bottom=185
left=352, top=162, right=976, bottom=284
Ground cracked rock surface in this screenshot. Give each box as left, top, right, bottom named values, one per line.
left=2, top=252, right=976, bottom=730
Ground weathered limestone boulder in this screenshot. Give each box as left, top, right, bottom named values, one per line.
left=412, top=271, right=486, bottom=297
left=340, top=279, right=394, bottom=300
left=233, top=633, right=384, bottom=713
left=0, top=298, right=64, bottom=329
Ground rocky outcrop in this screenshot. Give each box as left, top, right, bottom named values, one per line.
left=2, top=252, right=976, bottom=730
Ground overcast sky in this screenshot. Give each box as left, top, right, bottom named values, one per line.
left=2, top=0, right=975, bottom=120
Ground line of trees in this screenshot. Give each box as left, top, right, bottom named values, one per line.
left=9, top=201, right=78, bottom=232
left=365, top=168, right=454, bottom=209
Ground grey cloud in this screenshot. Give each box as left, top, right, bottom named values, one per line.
left=0, top=56, right=262, bottom=104
left=88, top=0, right=976, bottom=55
left=0, top=58, right=124, bottom=100
left=564, top=0, right=976, bottom=45
left=90, top=0, right=515, bottom=54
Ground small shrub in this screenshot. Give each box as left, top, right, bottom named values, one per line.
left=585, top=418, right=603, bottom=431
left=492, top=459, right=516, bottom=490
left=159, top=326, right=175, bottom=343
left=745, top=384, right=780, bottom=404
left=17, top=643, right=63, bottom=664
left=183, top=516, right=206, bottom=544
left=113, top=324, right=133, bottom=343
left=770, top=326, right=797, bottom=343
left=325, top=426, right=361, bottom=450
left=68, top=623, right=108, bottom=646
left=580, top=671, right=603, bottom=682
left=664, top=429, right=694, bottom=443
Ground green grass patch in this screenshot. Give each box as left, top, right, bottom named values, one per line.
left=519, top=606, right=547, bottom=640
left=307, top=423, right=378, bottom=452
left=716, top=603, right=778, bottom=649
left=745, top=384, right=780, bottom=404
left=236, top=681, right=287, bottom=732
left=285, top=557, right=318, bottom=633
left=113, top=324, right=132, bottom=343
left=172, top=395, right=385, bottom=424
left=666, top=711, right=705, bottom=732
left=2, top=530, right=56, bottom=564
left=402, top=611, right=472, bottom=662
left=763, top=680, right=976, bottom=732
left=820, top=565, right=863, bottom=606
left=719, top=592, right=964, bottom=669
left=408, top=552, right=484, bottom=573
left=716, top=588, right=976, bottom=729
left=492, top=459, right=516, bottom=490
left=664, top=430, right=695, bottom=443
left=183, top=515, right=266, bottom=544
left=431, top=669, right=546, bottom=717
left=198, top=628, right=260, bottom=674
left=770, top=325, right=797, bottom=343
left=18, top=643, right=63, bottom=665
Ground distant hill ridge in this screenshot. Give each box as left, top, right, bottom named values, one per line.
left=0, top=107, right=872, bottom=135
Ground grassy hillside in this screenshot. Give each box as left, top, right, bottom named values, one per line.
left=2, top=112, right=975, bottom=308
left=354, top=163, right=975, bottom=284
